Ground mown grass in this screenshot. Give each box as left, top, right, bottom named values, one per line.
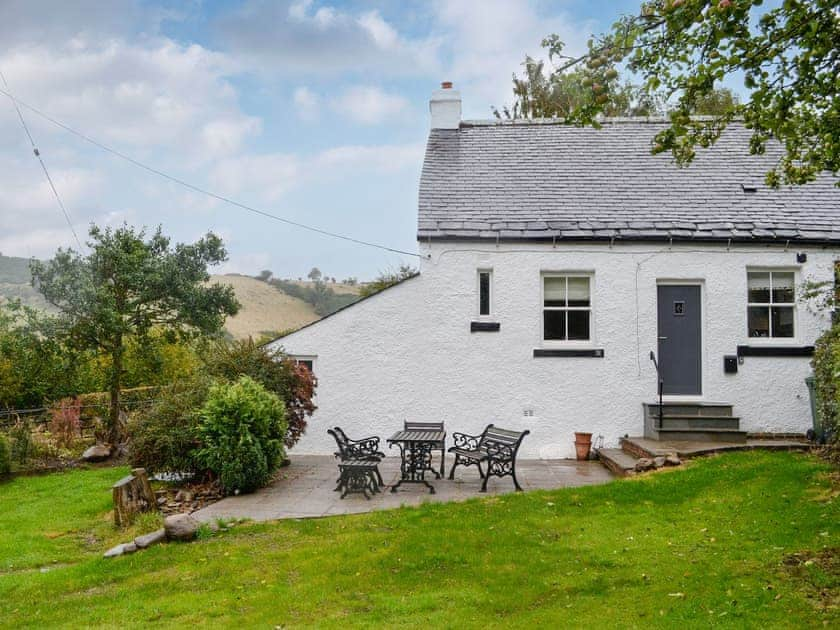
left=0, top=452, right=837, bottom=628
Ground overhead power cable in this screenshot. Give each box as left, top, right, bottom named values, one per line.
left=0, top=85, right=423, bottom=259
left=0, top=72, right=83, bottom=250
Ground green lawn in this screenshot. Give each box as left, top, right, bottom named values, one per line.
left=0, top=452, right=837, bottom=628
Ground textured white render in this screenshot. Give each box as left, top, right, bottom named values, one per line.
left=269, top=242, right=836, bottom=458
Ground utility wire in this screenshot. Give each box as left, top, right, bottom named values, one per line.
left=0, top=85, right=424, bottom=259
left=0, top=72, right=83, bottom=251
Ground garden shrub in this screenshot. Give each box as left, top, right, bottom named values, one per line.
left=202, top=339, right=315, bottom=448
left=8, top=417, right=34, bottom=465
left=127, top=378, right=210, bottom=476
left=48, top=398, right=81, bottom=449
left=197, top=376, right=287, bottom=494
left=0, top=433, right=10, bottom=476
left=812, top=322, right=840, bottom=444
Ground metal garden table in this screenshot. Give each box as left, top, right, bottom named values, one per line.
left=387, top=429, right=446, bottom=494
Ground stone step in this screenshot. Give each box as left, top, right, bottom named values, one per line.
left=597, top=448, right=637, bottom=478
left=658, top=415, right=741, bottom=430
left=648, top=427, right=748, bottom=444
left=644, top=402, right=734, bottom=418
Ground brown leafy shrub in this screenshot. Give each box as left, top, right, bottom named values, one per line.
left=49, top=397, right=81, bottom=449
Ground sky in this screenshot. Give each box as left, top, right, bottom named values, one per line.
left=0, top=0, right=644, bottom=280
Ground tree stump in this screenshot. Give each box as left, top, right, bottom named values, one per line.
left=112, top=467, right=157, bottom=527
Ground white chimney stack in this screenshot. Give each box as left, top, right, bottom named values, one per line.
left=430, top=81, right=461, bottom=129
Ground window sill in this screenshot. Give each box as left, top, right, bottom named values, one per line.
left=470, top=321, right=500, bottom=332
left=534, top=348, right=604, bottom=358
left=736, top=345, right=814, bottom=358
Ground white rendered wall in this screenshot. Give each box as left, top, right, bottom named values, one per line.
left=269, top=241, right=837, bottom=458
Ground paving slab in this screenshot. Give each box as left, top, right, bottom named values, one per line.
left=623, top=436, right=810, bottom=458
left=193, top=455, right=613, bottom=523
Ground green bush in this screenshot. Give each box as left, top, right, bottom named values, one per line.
left=0, top=433, right=10, bottom=476
left=197, top=376, right=287, bottom=494
left=127, top=378, right=210, bottom=476
left=812, top=322, right=840, bottom=443
left=9, top=418, right=34, bottom=466
left=202, top=339, right=316, bottom=449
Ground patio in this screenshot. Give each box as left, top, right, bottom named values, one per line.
left=193, top=455, right=614, bottom=522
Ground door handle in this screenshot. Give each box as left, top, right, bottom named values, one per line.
left=658, top=336, right=668, bottom=340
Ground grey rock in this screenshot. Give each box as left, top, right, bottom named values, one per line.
left=164, top=513, right=199, bottom=541
left=134, top=528, right=166, bottom=549
left=653, top=457, right=666, bottom=469
left=103, top=542, right=135, bottom=558
left=664, top=453, right=682, bottom=467
left=81, top=444, right=111, bottom=462
left=635, top=458, right=655, bottom=472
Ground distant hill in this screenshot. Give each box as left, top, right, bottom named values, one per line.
left=0, top=254, right=50, bottom=311
left=0, top=255, right=362, bottom=339
left=210, top=274, right=319, bottom=341
left=0, top=254, right=32, bottom=283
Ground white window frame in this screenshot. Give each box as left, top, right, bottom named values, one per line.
left=540, top=272, right=595, bottom=346
left=746, top=268, right=798, bottom=342
left=477, top=268, right=493, bottom=318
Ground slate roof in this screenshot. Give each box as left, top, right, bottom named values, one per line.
left=418, top=119, right=840, bottom=244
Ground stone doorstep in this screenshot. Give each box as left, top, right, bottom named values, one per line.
left=596, top=449, right=637, bottom=478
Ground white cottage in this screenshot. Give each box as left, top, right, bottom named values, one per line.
left=269, top=85, right=840, bottom=460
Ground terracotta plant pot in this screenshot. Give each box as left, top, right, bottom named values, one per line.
left=574, top=432, right=593, bottom=461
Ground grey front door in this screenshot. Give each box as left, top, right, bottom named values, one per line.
left=657, top=285, right=702, bottom=396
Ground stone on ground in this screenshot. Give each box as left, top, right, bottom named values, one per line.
left=164, top=513, right=199, bottom=541
left=134, top=528, right=166, bottom=549
left=635, top=457, right=655, bottom=472
left=664, top=453, right=682, bottom=466
left=653, top=456, right=666, bottom=469
left=103, top=542, right=137, bottom=558
left=82, top=444, right=111, bottom=462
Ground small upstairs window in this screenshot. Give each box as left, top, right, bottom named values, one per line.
left=478, top=269, right=492, bottom=316
left=747, top=270, right=795, bottom=339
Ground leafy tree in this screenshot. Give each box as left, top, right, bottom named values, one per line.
left=257, top=269, right=273, bottom=282
left=691, top=86, right=740, bottom=116
left=0, top=301, right=96, bottom=409
left=359, top=265, right=418, bottom=298
left=307, top=267, right=322, bottom=282
left=539, top=0, right=839, bottom=186
left=30, top=224, right=239, bottom=443
left=494, top=56, right=662, bottom=119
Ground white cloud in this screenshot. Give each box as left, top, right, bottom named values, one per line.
left=210, top=142, right=424, bottom=204
left=212, top=153, right=302, bottom=203
left=218, top=1, right=441, bottom=77
left=357, top=10, right=399, bottom=49
left=315, top=143, right=424, bottom=172
left=431, top=0, right=594, bottom=117
left=330, top=86, right=409, bottom=125
left=0, top=38, right=259, bottom=161
left=293, top=86, right=320, bottom=121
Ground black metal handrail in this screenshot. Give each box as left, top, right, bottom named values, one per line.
left=649, top=350, right=664, bottom=430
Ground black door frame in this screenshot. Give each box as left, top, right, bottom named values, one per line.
left=656, top=281, right=704, bottom=398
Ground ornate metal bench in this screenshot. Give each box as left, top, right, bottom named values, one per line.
left=448, top=424, right=530, bottom=492
left=404, top=421, right=446, bottom=478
